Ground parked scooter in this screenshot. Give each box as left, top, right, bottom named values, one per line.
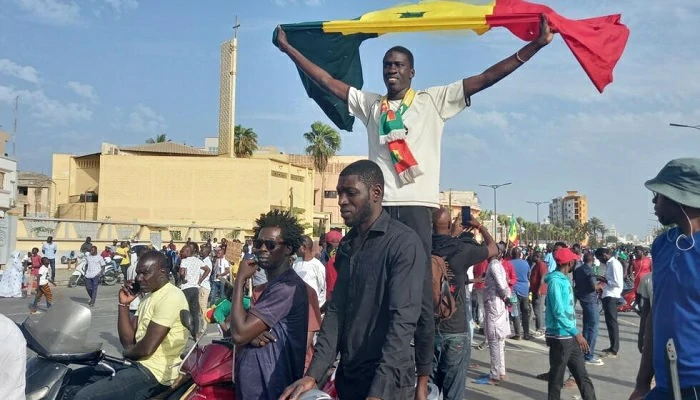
left=68, top=253, right=118, bottom=287
left=21, top=302, right=135, bottom=400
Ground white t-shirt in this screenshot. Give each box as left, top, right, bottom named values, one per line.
left=214, top=258, right=231, bottom=281
left=199, top=257, right=212, bottom=291
left=292, top=258, right=327, bottom=307
left=347, top=81, right=469, bottom=207
left=0, top=314, right=26, bottom=400
left=180, top=257, right=205, bottom=290
left=38, top=265, right=50, bottom=286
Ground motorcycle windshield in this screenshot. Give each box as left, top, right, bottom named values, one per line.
left=22, top=301, right=103, bottom=358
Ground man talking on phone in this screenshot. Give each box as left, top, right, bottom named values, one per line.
left=61, top=251, right=190, bottom=399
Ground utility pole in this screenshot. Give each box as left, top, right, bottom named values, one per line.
left=448, top=188, right=452, bottom=214
left=13, top=96, right=19, bottom=158
left=527, top=200, right=550, bottom=246
left=479, top=183, right=511, bottom=241
left=228, top=16, right=240, bottom=158
left=669, top=123, right=700, bottom=131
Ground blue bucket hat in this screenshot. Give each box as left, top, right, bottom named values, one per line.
left=645, top=158, right=700, bottom=209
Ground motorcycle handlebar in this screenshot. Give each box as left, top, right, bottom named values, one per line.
left=102, top=354, right=132, bottom=366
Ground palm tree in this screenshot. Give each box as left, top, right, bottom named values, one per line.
left=304, top=121, right=342, bottom=223
left=145, top=133, right=169, bottom=144
left=234, top=125, right=258, bottom=158
left=587, top=217, right=604, bottom=245
left=566, top=220, right=588, bottom=244
left=479, top=210, right=493, bottom=225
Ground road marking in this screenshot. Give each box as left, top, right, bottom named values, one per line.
left=618, top=317, right=640, bottom=327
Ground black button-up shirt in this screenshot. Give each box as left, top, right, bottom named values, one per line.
left=306, top=211, right=425, bottom=400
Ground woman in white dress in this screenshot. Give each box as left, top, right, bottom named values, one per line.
left=480, top=246, right=512, bottom=385
left=0, top=251, right=24, bottom=298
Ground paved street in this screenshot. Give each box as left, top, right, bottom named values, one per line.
left=467, top=311, right=642, bottom=400
left=2, top=284, right=220, bottom=358
left=3, top=280, right=642, bottom=400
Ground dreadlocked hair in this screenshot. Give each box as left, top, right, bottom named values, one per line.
left=253, top=209, right=305, bottom=255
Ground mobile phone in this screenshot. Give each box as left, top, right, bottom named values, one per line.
left=127, top=280, right=141, bottom=296
left=461, top=206, right=472, bottom=226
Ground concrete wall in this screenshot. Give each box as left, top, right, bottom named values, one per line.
left=89, top=154, right=314, bottom=229
left=52, top=154, right=73, bottom=208
left=74, top=155, right=100, bottom=195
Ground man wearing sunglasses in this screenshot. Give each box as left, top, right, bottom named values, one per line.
left=281, top=160, right=425, bottom=400
left=231, top=210, right=309, bottom=400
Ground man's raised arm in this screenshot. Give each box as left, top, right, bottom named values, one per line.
left=276, top=26, right=351, bottom=103
left=462, top=14, right=553, bottom=98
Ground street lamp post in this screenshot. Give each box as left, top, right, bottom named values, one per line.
left=479, top=183, right=511, bottom=241
left=527, top=200, right=550, bottom=246
left=669, top=123, right=700, bottom=131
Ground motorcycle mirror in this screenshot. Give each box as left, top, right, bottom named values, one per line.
left=180, top=310, right=196, bottom=338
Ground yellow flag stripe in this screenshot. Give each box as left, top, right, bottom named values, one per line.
left=322, top=1, right=496, bottom=35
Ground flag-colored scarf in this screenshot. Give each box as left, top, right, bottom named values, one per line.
left=379, top=88, right=423, bottom=185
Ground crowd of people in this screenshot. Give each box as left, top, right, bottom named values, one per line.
left=1, top=11, right=699, bottom=399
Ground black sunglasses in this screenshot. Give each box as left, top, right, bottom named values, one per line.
left=253, top=239, right=284, bottom=250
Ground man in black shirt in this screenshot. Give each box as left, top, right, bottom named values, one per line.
left=281, top=160, right=425, bottom=400
left=573, top=252, right=604, bottom=366
left=430, top=208, right=497, bottom=400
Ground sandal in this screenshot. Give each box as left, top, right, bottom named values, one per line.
left=473, top=376, right=500, bottom=386
left=564, top=377, right=577, bottom=389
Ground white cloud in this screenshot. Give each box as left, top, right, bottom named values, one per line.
left=0, top=59, right=41, bottom=84
left=13, top=0, right=139, bottom=25
left=101, top=0, right=138, bottom=15
left=14, top=0, right=81, bottom=26
left=0, top=85, right=92, bottom=126
left=126, top=104, right=167, bottom=134
left=66, top=81, right=98, bottom=103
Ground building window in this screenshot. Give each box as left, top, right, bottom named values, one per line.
left=291, top=174, right=304, bottom=182
left=324, top=190, right=338, bottom=199
left=271, top=171, right=287, bottom=179
left=170, top=230, right=183, bottom=241
left=200, top=231, right=213, bottom=241
left=0, top=172, right=4, bottom=190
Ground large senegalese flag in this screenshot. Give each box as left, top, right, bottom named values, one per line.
left=508, top=214, right=519, bottom=246
left=272, top=0, right=629, bottom=131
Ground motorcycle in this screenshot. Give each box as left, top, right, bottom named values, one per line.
left=21, top=302, right=135, bottom=400
left=156, top=313, right=333, bottom=400
left=68, top=254, right=118, bottom=287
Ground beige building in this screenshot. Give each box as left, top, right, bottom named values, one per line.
left=438, top=190, right=482, bottom=221
left=51, top=142, right=315, bottom=240
left=549, top=190, right=589, bottom=225
left=253, top=147, right=365, bottom=228
left=15, top=171, right=53, bottom=217
left=0, top=129, right=9, bottom=157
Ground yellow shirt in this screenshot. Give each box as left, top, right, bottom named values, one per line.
left=135, top=282, right=189, bottom=385
left=116, top=247, right=130, bottom=266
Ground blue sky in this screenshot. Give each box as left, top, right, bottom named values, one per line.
left=1, top=0, right=699, bottom=237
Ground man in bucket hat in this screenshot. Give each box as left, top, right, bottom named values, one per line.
left=630, top=158, right=700, bottom=400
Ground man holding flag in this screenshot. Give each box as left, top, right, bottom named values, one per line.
left=276, top=13, right=555, bottom=399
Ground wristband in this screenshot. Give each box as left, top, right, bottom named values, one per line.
left=118, top=303, right=129, bottom=308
